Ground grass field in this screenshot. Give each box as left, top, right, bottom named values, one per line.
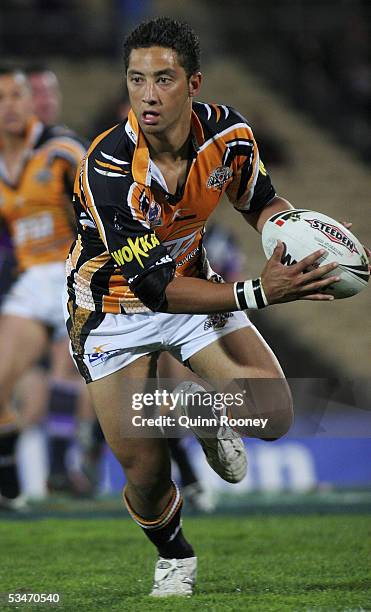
left=0, top=515, right=370, bottom=611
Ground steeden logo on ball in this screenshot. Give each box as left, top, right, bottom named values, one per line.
left=304, top=219, right=358, bottom=254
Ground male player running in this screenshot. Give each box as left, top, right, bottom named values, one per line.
left=65, top=18, right=341, bottom=596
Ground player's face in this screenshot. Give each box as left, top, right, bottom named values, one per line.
left=127, top=46, right=201, bottom=137
left=29, top=72, right=61, bottom=125
left=0, top=74, right=33, bottom=136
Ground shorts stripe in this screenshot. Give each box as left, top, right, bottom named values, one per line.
left=66, top=298, right=106, bottom=383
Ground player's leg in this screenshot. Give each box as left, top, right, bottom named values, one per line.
left=0, top=315, right=49, bottom=405
left=49, top=336, right=80, bottom=380
left=172, top=318, right=292, bottom=483
left=157, top=351, right=215, bottom=512
left=0, top=315, right=49, bottom=506
left=87, top=353, right=196, bottom=596
left=14, top=366, right=49, bottom=428
left=46, top=338, right=91, bottom=494
left=188, top=325, right=293, bottom=439
left=72, top=387, right=104, bottom=495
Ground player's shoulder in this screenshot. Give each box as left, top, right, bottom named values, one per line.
left=36, top=124, right=87, bottom=151
left=87, top=122, right=133, bottom=172
left=85, top=123, right=133, bottom=194
left=193, top=101, right=252, bottom=136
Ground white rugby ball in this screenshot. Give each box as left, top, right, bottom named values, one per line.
left=262, top=209, right=369, bottom=298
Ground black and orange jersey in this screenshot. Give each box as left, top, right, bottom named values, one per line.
left=67, top=102, right=276, bottom=314
left=0, top=118, right=86, bottom=271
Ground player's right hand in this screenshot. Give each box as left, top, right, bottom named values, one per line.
left=261, top=240, right=340, bottom=304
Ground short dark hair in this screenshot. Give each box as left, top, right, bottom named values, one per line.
left=24, top=64, right=50, bottom=76
left=124, top=17, right=201, bottom=78
left=0, top=66, right=30, bottom=90
left=0, top=65, right=26, bottom=79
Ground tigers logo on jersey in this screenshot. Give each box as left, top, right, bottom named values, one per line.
left=207, top=166, right=233, bottom=191
left=138, top=192, right=162, bottom=227
left=148, top=201, right=162, bottom=227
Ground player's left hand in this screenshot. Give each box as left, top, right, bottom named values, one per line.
left=341, top=220, right=371, bottom=274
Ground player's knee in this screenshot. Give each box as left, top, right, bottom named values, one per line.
left=262, top=416, right=292, bottom=440
left=127, top=477, right=171, bottom=506
left=231, top=377, right=293, bottom=440
left=123, top=452, right=171, bottom=503
left=261, top=386, right=293, bottom=440
left=115, top=449, right=170, bottom=498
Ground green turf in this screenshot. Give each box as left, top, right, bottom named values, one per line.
left=0, top=515, right=370, bottom=611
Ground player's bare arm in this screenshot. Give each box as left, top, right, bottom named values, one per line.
left=240, top=195, right=293, bottom=233
left=163, top=248, right=339, bottom=313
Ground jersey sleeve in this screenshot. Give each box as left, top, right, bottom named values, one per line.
left=39, top=127, right=87, bottom=197
left=225, top=108, right=276, bottom=213
left=43, top=127, right=87, bottom=171
left=78, top=149, right=174, bottom=286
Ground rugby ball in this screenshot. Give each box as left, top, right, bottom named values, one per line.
left=262, top=209, right=369, bottom=298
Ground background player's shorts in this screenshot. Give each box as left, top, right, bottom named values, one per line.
left=1, top=262, right=67, bottom=340
left=63, top=298, right=251, bottom=383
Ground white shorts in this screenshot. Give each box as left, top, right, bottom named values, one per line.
left=63, top=295, right=251, bottom=383
left=1, top=262, right=67, bottom=341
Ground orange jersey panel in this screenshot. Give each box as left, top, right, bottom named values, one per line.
left=0, top=120, right=86, bottom=271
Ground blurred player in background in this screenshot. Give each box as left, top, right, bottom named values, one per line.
left=25, top=65, right=61, bottom=126
left=19, top=64, right=94, bottom=497
left=0, top=67, right=86, bottom=508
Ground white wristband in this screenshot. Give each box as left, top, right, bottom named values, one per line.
left=233, top=279, right=268, bottom=310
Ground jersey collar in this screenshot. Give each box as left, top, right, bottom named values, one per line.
left=127, top=107, right=205, bottom=187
